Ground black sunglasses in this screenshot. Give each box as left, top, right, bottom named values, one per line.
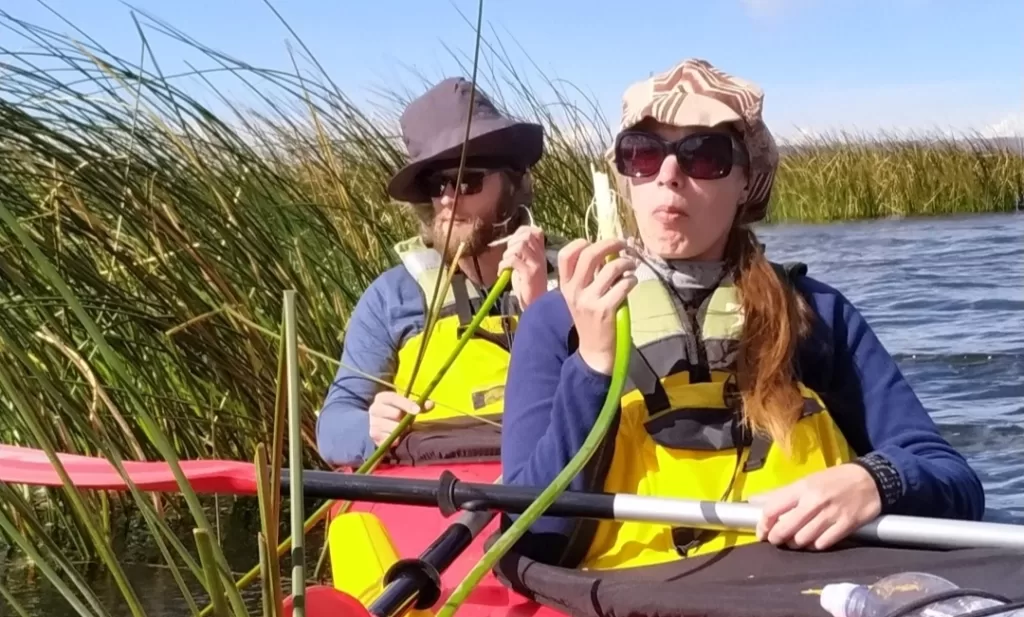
left=613, top=130, right=749, bottom=180
left=420, top=168, right=496, bottom=199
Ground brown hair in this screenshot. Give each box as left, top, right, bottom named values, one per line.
left=725, top=224, right=815, bottom=450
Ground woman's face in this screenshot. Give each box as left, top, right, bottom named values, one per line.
left=621, top=121, right=749, bottom=261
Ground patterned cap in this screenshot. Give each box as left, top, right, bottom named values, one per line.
left=616, top=58, right=779, bottom=223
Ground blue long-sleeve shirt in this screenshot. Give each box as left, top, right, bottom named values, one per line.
left=316, top=265, right=432, bottom=467
left=500, top=275, right=986, bottom=552
left=316, top=263, right=519, bottom=467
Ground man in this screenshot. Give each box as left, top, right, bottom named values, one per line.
left=316, top=77, right=561, bottom=468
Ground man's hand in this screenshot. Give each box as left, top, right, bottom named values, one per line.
left=497, top=225, right=549, bottom=309
left=368, top=390, right=433, bottom=446
left=752, top=463, right=882, bottom=551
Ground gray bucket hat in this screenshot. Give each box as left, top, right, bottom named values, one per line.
left=387, top=77, right=544, bottom=203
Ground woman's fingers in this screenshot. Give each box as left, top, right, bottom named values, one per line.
left=599, top=274, right=639, bottom=311
left=766, top=498, right=826, bottom=546
left=755, top=486, right=799, bottom=541
left=572, top=239, right=627, bottom=289
left=787, top=510, right=835, bottom=550
left=557, top=239, right=590, bottom=290
left=586, top=256, right=637, bottom=298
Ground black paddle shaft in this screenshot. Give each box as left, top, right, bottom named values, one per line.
left=367, top=513, right=492, bottom=617
left=293, top=470, right=512, bottom=617
left=281, top=469, right=617, bottom=520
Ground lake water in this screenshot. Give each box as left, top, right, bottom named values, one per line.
left=759, top=212, right=1024, bottom=522
left=3, top=213, right=1023, bottom=616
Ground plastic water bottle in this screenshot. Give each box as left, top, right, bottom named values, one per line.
left=820, top=571, right=1019, bottom=617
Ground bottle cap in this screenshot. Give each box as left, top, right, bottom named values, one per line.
left=821, top=583, right=861, bottom=617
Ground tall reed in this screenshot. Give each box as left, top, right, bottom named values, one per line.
left=773, top=130, right=1024, bottom=221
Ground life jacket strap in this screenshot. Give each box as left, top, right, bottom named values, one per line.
left=670, top=441, right=748, bottom=557
left=744, top=435, right=772, bottom=472
left=451, top=272, right=514, bottom=352
left=452, top=272, right=475, bottom=328
left=627, top=345, right=673, bottom=414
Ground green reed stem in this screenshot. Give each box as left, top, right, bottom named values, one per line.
left=0, top=580, right=35, bottom=617
left=0, top=502, right=100, bottom=617
left=195, top=528, right=231, bottom=617
left=258, top=533, right=274, bottom=617
left=283, top=290, right=307, bottom=617
left=255, top=443, right=283, bottom=617
left=0, top=192, right=250, bottom=617
left=218, top=267, right=513, bottom=605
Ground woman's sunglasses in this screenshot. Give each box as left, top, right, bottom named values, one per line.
left=613, top=130, right=748, bottom=180
left=420, top=168, right=495, bottom=198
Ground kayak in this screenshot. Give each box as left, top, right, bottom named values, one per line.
left=4, top=443, right=1024, bottom=617
left=326, top=460, right=555, bottom=617
left=321, top=458, right=1024, bottom=617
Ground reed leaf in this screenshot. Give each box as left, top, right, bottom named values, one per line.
left=0, top=579, right=36, bottom=617
left=0, top=485, right=107, bottom=617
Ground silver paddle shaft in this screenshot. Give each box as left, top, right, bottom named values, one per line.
left=613, top=495, right=1024, bottom=551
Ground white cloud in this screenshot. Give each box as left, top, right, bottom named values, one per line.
left=762, top=79, right=1021, bottom=142
left=740, top=0, right=789, bottom=15
left=740, top=0, right=812, bottom=18
left=981, top=111, right=1024, bottom=138
left=742, top=0, right=931, bottom=18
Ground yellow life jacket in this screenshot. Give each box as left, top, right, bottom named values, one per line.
left=391, top=235, right=562, bottom=432
left=577, top=261, right=857, bottom=571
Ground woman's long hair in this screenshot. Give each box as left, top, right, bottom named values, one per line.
left=725, top=224, right=815, bottom=449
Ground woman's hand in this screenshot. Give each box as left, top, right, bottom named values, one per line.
left=557, top=238, right=637, bottom=375
left=752, top=463, right=882, bottom=551
left=497, top=225, right=549, bottom=309
left=368, top=390, right=433, bottom=446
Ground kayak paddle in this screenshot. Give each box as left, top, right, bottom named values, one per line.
left=287, top=468, right=1024, bottom=553
left=5, top=447, right=1024, bottom=554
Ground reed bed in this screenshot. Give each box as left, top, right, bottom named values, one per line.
left=774, top=130, right=1024, bottom=221
left=0, top=6, right=1022, bottom=617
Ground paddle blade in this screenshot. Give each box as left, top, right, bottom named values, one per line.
left=0, top=445, right=259, bottom=495
left=283, top=586, right=370, bottom=617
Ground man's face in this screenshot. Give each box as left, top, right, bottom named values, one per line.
left=424, top=168, right=509, bottom=261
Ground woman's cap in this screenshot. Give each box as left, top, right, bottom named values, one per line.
left=616, top=58, right=779, bottom=223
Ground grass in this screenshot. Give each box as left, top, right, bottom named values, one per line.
left=0, top=4, right=1022, bottom=617
left=774, top=130, right=1024, bottom=221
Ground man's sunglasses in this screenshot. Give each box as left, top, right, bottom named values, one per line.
left=420, top=168, right=495, bottom=198
left=613, top=130, right=748, bottom=180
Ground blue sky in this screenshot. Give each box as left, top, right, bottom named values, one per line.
left=9, top=0, right=1023, bottom=142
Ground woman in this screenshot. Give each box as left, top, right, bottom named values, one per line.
left=500, top=58, right=984, bottom=570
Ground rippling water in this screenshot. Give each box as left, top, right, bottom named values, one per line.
left=3, top=213, right=1023, bottom=616
left=759, top=213, right=1024, bottom=522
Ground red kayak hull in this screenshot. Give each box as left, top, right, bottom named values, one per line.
left=332, top=462, right=566, bottom=617
left=0, top=445, right=565, bottom=615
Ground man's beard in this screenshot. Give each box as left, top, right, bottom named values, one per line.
left=430, top=214, right=500, bottom=263
left=429, top=188, right=518, bottom=263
